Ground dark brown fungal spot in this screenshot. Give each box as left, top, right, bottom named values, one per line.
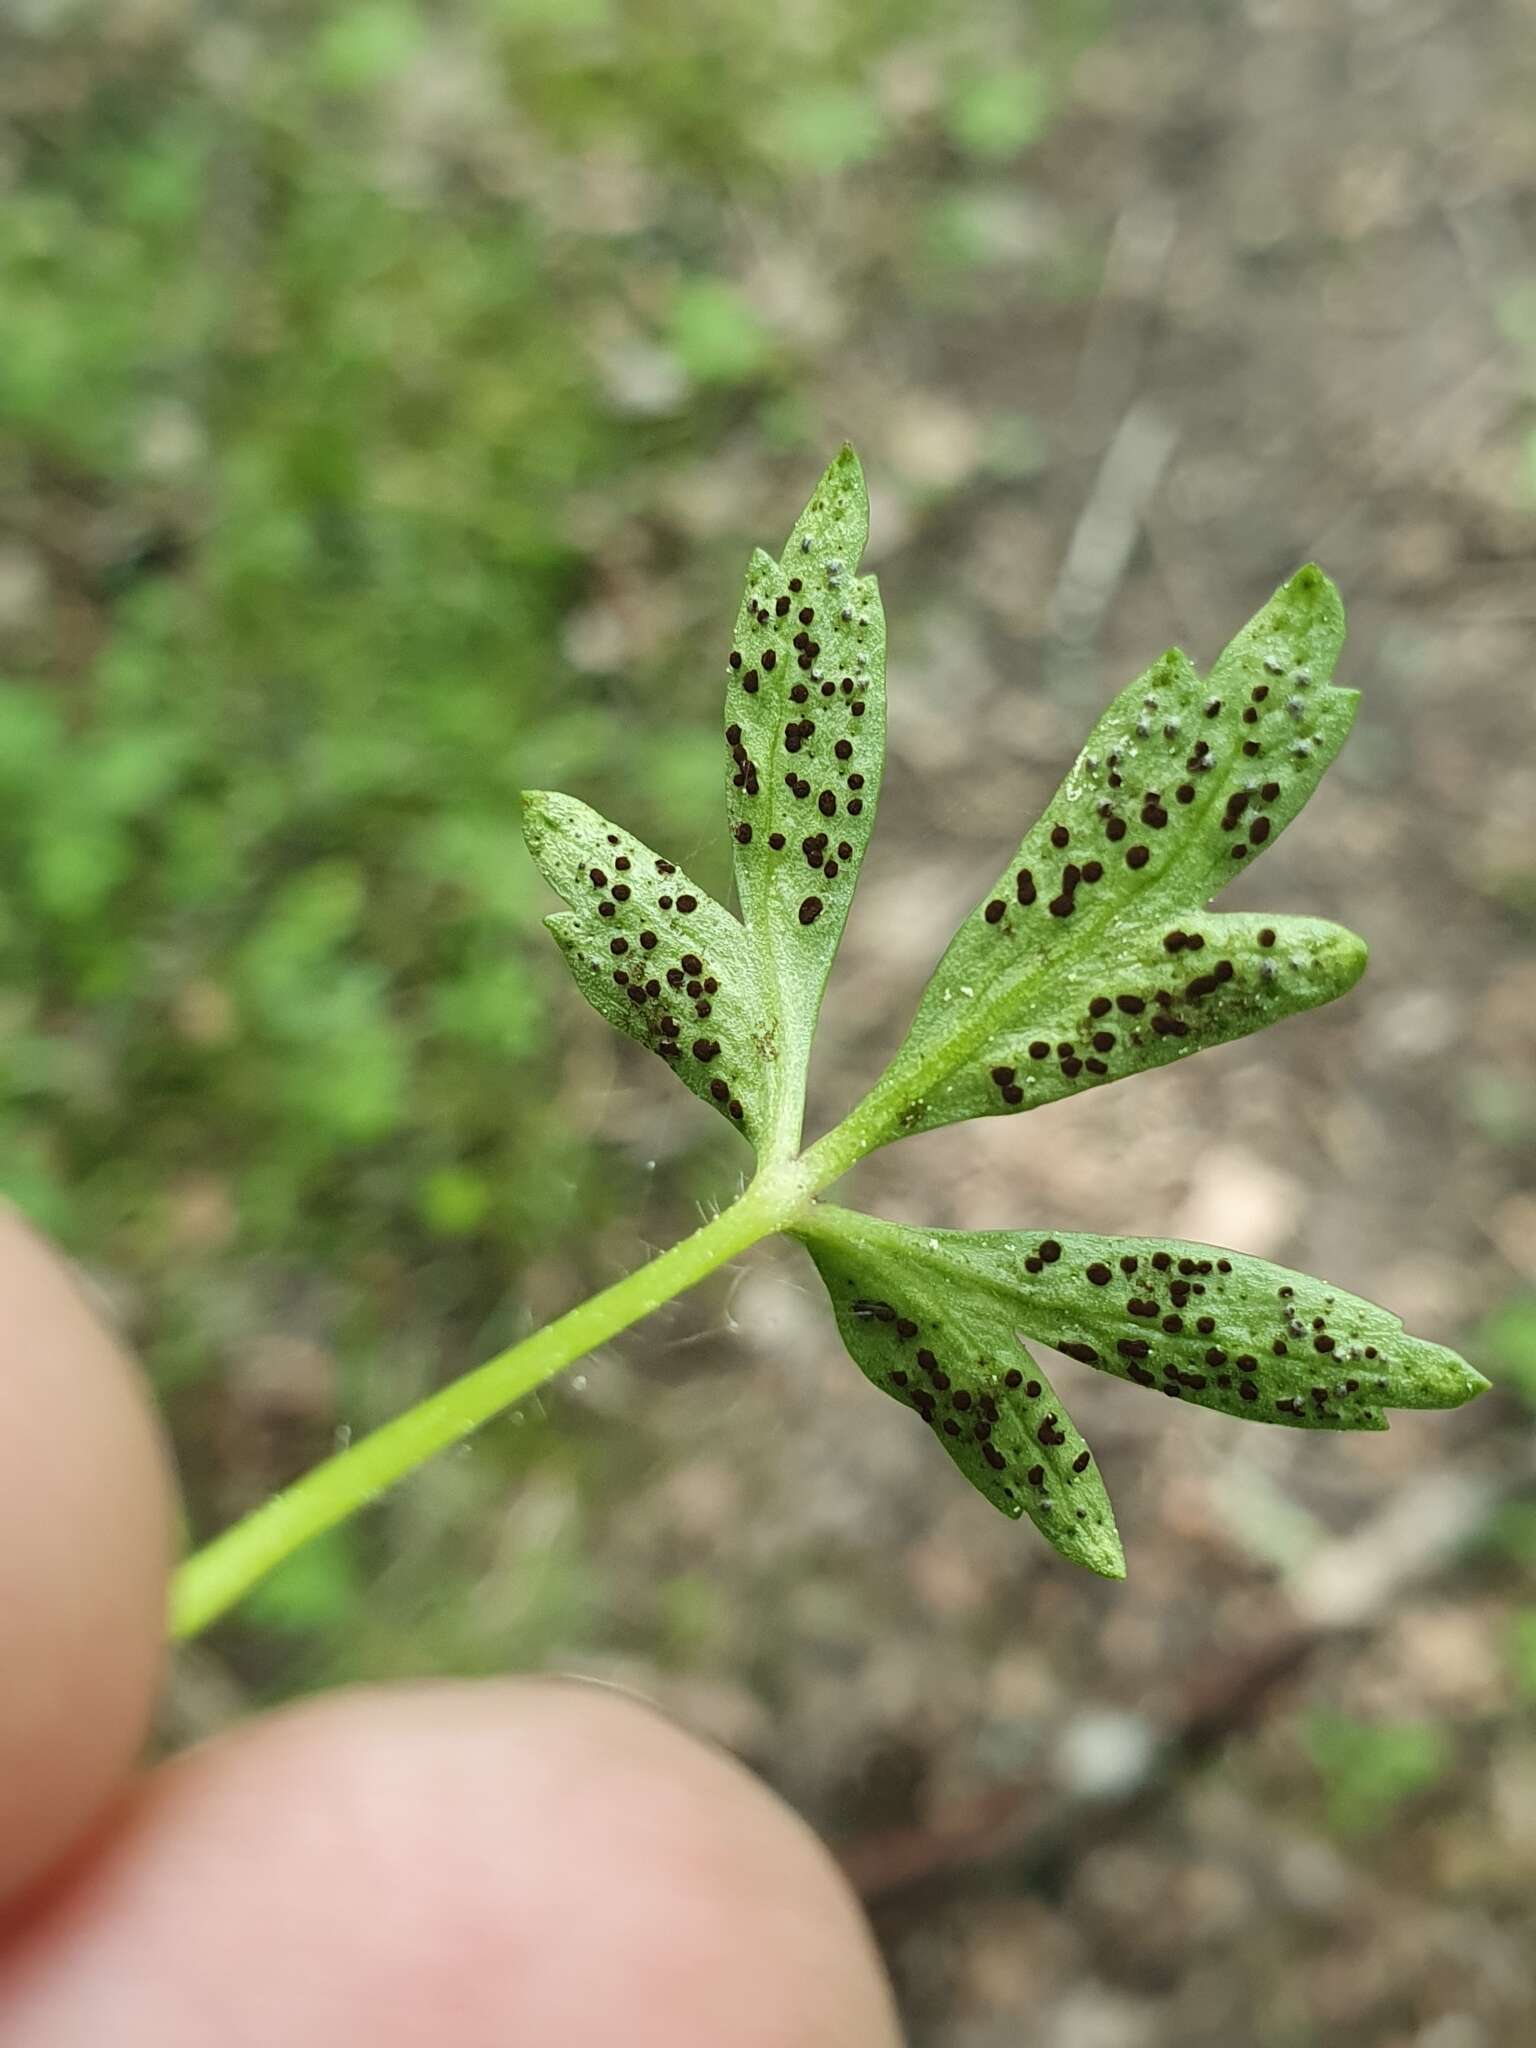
left=990, top=1065, right=1016, bottom=1086
left=1061, top=1055, right=1083, bottom=1076
left=1072, top=1450, right=1092, bottom=1473
left=984, top=899, right=1006, bottom=925
left=691, top=1039, right=719, bottom=1062
left=761, top=650, right=776, bottom=671
left=589, top=868, right=607, bottom=888
left=834, top=739, right=852, bottom=761
left=676, top=894, right=697, bottom=913
left=1088, top=996, right=1111, bottom=1018
left=1050, top=825, right=1070, bottom=848
left=1003, top=1368, right=1024, bottom=1388
left=743, top=672, right=759, bottom=693
left=798, top=897, right=823, bottom=925
left=1242, top=739, right=1260, bottom=757
left=729, top=651, right=743, bottom=669
left=917, top=1349, right=938, bottom=1371
left=709, top=1078, right=729, bottom=1102
left=847, top=773, right=865, bottom=790
left=598, top=902, right=616, bottom=918
left=846, top=798, right=863, bottom=815
left=1049, top=896, right=1075, bottom=919
left=1087, top=1263, right=1112, bottom=1286
left=1126, top=844, right=1150, bottom=870
left=896, top=1318, right=917, bottom=1340
left=1038, top=1240, right=1062, bottom=1263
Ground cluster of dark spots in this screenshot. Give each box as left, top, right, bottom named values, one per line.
left=988, top=1063, right=1024, bottom=1106
left=1151, top=1012, right=1191, bottom=1038
left=1037, top=1414, right=1066, bottom=1447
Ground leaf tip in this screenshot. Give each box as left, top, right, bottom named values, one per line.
left=1331, top=922, right=1370, bottom=995
left=1084, top=1524, right=1128, bottom=1580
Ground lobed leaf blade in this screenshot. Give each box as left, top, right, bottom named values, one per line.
left=906, top=912, right=1365, bottom=1134
left=521, top=789, right=770, bottom=1144
left=865, top=569, right=1360, bottom=1142
left=796, top=1214, right=1126, bottom=1578
left=808, top=1208, right=1487, bottom=1440
left=725, top=446, right=886, bottom=1153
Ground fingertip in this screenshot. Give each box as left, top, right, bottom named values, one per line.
left=0, top=1679, right=902, bottom=2045
left=0, top=1211, right=177, bottom=1907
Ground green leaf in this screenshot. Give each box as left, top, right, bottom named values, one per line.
left=805, top=1205, right=1487, bottom=1446
left=796, top=1212, right=1126, bottom=1579
left=726, top=446, right=886, bottom=1154
left=860, top=569, right=1363, bottom=1143
left=521, top=790, right=768, bottom=1145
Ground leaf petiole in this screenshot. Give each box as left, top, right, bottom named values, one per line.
left=169, top=1157, right=825, bottom=1639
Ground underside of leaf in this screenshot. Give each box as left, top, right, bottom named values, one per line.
left=796, top=1217, right=1126, bottom=1578
left=521, top=790, right=770, bottom=1145
left=725, top=445, right=886, bottom=1155
left=861, top=568, right=1364, bottom=1143
left=809, top=1205, right=1486, bottom=1436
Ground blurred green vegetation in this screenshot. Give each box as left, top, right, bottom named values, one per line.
left=1303, top=1712, right=1453, bottom=1839
left=0, top=0, right=1104, bottom=1677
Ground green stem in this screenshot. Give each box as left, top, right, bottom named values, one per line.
left=170, top=1159, right=816, bottom=1639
